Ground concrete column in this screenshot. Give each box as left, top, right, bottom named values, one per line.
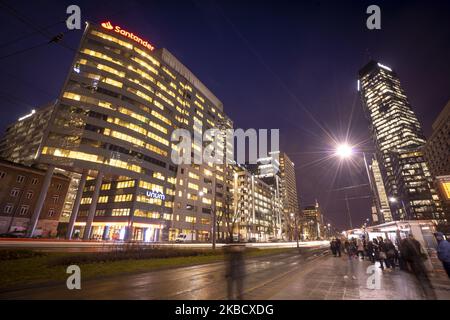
left=27, top=165, right=55, bottom=238
left=67, top=171, right=88, bottom=239
left=83, top=171, right=104, bottom=240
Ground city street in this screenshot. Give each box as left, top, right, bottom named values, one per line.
left=0, top=239, right=328, bottom=252
left=1, top=248, right=449, bottom=300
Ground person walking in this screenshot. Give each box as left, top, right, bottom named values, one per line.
left=330, top=238, right=337, bottom=257
left=224, top=244, right=246, bottom=300
left=335, top=238, right=342, bottom=257
left=378, top=237, right=389, bottom=270
left=385, top=239, right=397, bottom=270
left=366, top=240, right=375, bottom=263
left=400, top=234, right=436, bottom=299
left=357, top=238, right=365, bottom=260
left=435, top=232, right=450, bottom=278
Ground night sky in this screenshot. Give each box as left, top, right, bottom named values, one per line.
left=0, top=0, right=449, bottom=230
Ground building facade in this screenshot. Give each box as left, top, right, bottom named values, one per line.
left=358, top=60, right=442, bottom=221
left=233, top=166, right=277, bottom=241
left=0, top=21, right=233, bottom=241
left=0, top=103, right=54, bottom=166
left=369, top=158, right=393, bottom=223
left=424, top=100, right=450, bottom=216
left=279, top=152, right=300, bottom=240
left=0, top=159, right=69, bottom=236
left=302, top=201, right=323, bottom=240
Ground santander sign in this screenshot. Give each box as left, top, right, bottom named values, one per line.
left=101, top=21, right=155, bottom=51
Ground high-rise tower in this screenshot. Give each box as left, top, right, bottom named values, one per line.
left=358, top=61, right=442, bottom=221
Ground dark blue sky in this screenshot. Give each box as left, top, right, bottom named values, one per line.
left=0, top=0, right=449, bottom=230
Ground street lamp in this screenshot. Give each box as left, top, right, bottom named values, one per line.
left=335, top=143, right=354, bottom=159
left=389, top=196, right=408, bottom=219
left=334, top=143, right=379, bottom=228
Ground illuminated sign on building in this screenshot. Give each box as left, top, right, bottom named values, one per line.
left=146, top=190, right=166, bottom=201
left=101, top=21, right=155, bottom=51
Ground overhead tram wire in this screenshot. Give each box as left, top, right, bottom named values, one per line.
left=0, top=0, right=77, bottom=53
left=0, top=20, right=65, bottom=50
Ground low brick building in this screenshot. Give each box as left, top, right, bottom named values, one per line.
left=0, top=159, right=70, bottom=236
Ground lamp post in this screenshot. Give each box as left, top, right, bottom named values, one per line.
left=334, top=143, right=379, bottom=226
left=389, top=196, right=408, bottom=220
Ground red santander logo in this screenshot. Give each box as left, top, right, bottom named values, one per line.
left=101, top=21, right=114, bottom=30
left=100, top=21, right=154, bottom=51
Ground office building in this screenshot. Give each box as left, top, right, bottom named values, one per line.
left=358, top=60, right=442, bottom=220
left=0, top=21, right=232, bottom=240
left=302, top=201, right=323, bottom=240
left=424, top=100, right=450, bottom=216
left=279, top=152, right=300, bottom=240
left=368, top=158, right=393, bottom=223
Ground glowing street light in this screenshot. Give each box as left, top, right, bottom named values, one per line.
left=335, top=143, right=354, bottom=159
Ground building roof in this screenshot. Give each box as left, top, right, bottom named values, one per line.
left=0, top=158, right=70, bottom=181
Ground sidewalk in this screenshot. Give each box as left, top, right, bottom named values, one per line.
left=266, top=254, right=450, bottom=300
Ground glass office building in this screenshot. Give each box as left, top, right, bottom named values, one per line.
left=358, top=61, right=442, bottom=221
left=1, top=21, right=232, bottom=240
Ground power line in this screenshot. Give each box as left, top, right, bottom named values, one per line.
left=0, top=0, right=77, bottom=53
left=327, top=184, right=370, bottom=192
left=0, top=20, right=65, bottom=50
left=0, top=41, right=49, bottom=60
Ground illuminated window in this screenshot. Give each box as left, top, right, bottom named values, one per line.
left=117, top=180, right=135, bottom=189
left=101, top=183, right=111, bottom=190
left=111, top=208, right=130, bottom=216
left=186, top=216, right=196, bottom=223
left=188, top=182, right=199, bottom=191
left=81, top=197, right=92, bottom=205
left=114, top=194, right=133, bottom=202
left=91, top=30, right=133, bottom=49
left=98, top=196, right=108, bottom=203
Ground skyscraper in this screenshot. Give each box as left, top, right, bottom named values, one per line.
left=424, top=100, right=450, bottom=216
left=279, top=152, right=300, bottom=239
left=0, top=21, right=233, bottom=240
left=358, top=60, right=442, bottom=221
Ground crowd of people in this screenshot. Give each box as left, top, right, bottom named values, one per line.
left=329, top=233, right=450, bottom=278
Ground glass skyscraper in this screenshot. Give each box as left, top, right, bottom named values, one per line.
left=358, top=60, right=442, bottom=221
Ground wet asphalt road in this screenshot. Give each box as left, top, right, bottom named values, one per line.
left=0, top=247, right=328, bottom=300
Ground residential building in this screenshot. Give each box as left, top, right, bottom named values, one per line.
left=0, top=159, right=69, bottom=236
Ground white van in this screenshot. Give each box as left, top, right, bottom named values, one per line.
left=175, top=233, right=195, bottom=243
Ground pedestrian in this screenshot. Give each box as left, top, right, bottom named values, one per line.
left=378, top=237, right=388, bottom=270
left=344, top=239, right=350, bottom=256
left=335, top=238, right=342, bottom=257
left=224, top=244, right=246, bottom=300
left=400, top=234, right=436, bottom=299
left=357, top=238, right=365, bottom=260
left=434, top=232, right=450, bottom=278
left=330, top=238, right=337, bottom=257
left=385, top=239, right=397, bottom=270
left=367, top=240, right=375, bottom=263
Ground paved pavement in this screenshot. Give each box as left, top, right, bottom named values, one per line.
left=1, top=248, right=449, bottom=300
left=249, top=255, right=450, bottom=300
